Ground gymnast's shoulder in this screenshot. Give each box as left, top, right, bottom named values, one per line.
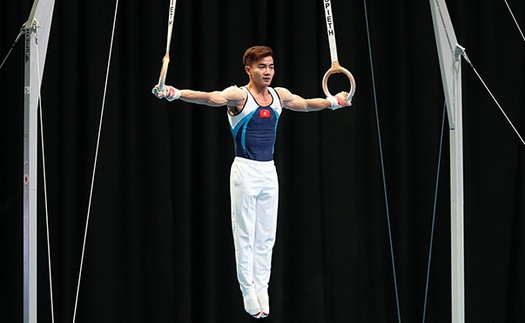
left=220, top=85, right=247, bottom=101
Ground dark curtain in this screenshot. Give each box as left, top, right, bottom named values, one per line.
left=1, top=0, right=525, bottom=322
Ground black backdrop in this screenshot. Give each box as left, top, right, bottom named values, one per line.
left=1, top=0, right=525, bottom=322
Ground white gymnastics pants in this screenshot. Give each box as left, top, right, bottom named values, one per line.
left=230, top=157, right=279, bottom=297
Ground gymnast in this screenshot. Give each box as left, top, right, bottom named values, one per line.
left=152, top=45, right=352, bottom=319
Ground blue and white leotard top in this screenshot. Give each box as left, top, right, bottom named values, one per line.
left=228, top=86, right=282, bottom=161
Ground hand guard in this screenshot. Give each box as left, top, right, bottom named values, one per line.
left=326, top=91, right=352, bottom=110
left=152, top=85, right=181, bottom=101
left=327, top=91, right=351, bottom=110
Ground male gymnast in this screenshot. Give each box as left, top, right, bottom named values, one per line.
left=153, top=45, right=351, bottom=319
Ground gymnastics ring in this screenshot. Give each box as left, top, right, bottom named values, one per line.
left=322, top=61, right=356, bottom=102
left=322, top=0, right=355, bottom=103
left=157, top=0, right=177, bottom=93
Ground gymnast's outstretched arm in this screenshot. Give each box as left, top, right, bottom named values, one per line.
left=274, top=87, right=351, bottom=112
left=152, top=84, right=246, bottom=108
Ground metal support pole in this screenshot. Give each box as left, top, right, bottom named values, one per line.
left=430, top=1, right=465, bottom=322
left=23, top=1, right=55, bottom=322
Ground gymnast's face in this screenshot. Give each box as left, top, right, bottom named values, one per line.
left=246, top=56, right=274, bottom=88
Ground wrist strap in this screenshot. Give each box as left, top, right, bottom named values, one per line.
left=327, top=96, right=341, bottom=110
left=166, top=86, right=181, bottom=101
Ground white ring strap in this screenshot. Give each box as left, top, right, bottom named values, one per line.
left=157, top=0, right=177, bottom=92
left=322, top=0, right=356, bottom=100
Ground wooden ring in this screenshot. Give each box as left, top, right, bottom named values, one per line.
left=322, top=61, right=356, bottom=103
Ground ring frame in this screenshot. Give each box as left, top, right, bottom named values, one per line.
left=322, top=61, right=356, bottom=103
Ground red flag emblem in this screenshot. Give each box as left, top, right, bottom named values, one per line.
left=260, top=109, right=271, bottom=118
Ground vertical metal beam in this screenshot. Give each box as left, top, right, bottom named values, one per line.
left=23, top=0, right=55, bottom=322
left=429, top=1, right=465, bottom=322
left=448, top=50, right=465, bottom=323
